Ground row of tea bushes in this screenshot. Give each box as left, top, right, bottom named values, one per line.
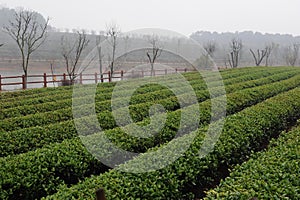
left=43, top=87, right=300, bottom=200
left=78, top=73, right=300, bottom=158
left=1, top=73, right=298, bottom=199
left=1, top=66, right=282, bottom=117
left=0, top=138, right=109, bottom=200
left=1, top=70, right=296, bottom=157
left=204, top=123, right=300, bottom=200
left=1, top=71, right=295, bottom=199
left=0, top=67, right=291, bottom=132
left=0, top=66, right=281, bottom=108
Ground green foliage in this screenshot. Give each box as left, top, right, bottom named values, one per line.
left=0, top=138, right=107, bottom=200
left=0, top=66, right=278, bottom=105
left=44, top=87, right=300, bottom=200
left=86, top=71, right=300, bottom=155
left=0, top=67, right=291, bottom=133
left=204, top=124, right=300, bottom=200
left=0, top=68, right=295, bottom=157
left=1, top=67, right=300, bottom=199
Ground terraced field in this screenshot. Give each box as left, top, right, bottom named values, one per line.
left=1, top=67, right=300, bottom=200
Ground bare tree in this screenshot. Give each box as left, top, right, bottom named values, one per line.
left=249, top=48, right=268, bottom=66
left=3, top=9, right=49, bottom=88
left=203, top=41, right=216, bottom=57
left=146, top=35, right=162, bottom=76
left=201, top=41, right=216, bottom=68
left=284, top=43, right=299, bottom=66
left=61, top=30, right=90, bottom=83
left=265, top=43, right=276, bottom=66
left=228, top=38, right=242, bottom=68
left=96, top=35, right=105, bottom=82
left=106, top=23, right=120, bottom=76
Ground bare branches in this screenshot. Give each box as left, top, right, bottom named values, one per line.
left=250, top=48, right=268, bottom=66
left=250, top=44, right=275, bottom=67
left=199, top=41, right=217, bottom=69
left=61, top=30, right=90, bottom=81
left=106, top=22, right=120, bottom=75
left=146, top=35, right=162, bottom=76
left=203, top=41, right=216, bottom=57
left=228, top=38, right=242, bottom=68
left=284, top=43, right=299, bottom=66
left=264, top=43, right=276, bottom=66
left=3, top=9, right=49, bottom=88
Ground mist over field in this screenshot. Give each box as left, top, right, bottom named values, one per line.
left=0, top=6, right=300, bottom=78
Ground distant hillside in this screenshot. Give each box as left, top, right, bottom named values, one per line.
left=0, top=7, right=47, bottom=28
left=191, top=31, right=300, bottom=66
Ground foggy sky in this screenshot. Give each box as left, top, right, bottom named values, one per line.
left=1, top=0, right=300, bottom=36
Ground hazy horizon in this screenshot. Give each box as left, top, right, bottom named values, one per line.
left=1, top=0, right=300, bottom=37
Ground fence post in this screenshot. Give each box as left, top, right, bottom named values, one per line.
left=175, top=68, right=178, bottom=73
left=22, top=75, right=26, bottom=90
left=184, top=68, right=187, bottom=72
left=96, top=188, right=107, bottom=200
left=121, top=70, right=124, bottom=80
left=43, top=73, right=47, bottom=88
left=0, top=75, right=2, bottom=91
left=95, top=72, right=98, bottom=84
left=141, top=69, right=144, bottom=77
left=100, top=73, right=104, bottom=83
left=63, top=73, right=66, bottom=81
left=108, top=71, right=111, bottom=82
left=165, top=69, right=167, bottom=75
left=80, top=73, right=83, bottom=84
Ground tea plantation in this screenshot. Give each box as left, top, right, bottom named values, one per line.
left=1, top=67, right=299, bottom=199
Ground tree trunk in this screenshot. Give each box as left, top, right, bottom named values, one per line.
left=150, top=62, right=154, bottom=76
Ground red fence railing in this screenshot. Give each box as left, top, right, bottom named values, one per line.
left=0, top=68, right=194, bottom=91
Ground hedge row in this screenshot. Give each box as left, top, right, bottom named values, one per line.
left=35, top=70, right=300, bottom=130
left=0, top=74, right=185, bottom=109
left=0, top=71, right=289, bottom=199
left=0, top=82, right=182, bottom=120
left=74, top=68, right=293, bottom=115
left=0, top=73, right=296, bottom=157
left=0, top=68, right=219, bottom=103
left=0, top=85, right=195, bottom=132
left=0, top=69, right=236, bottom=119
left=44, top=86, right=300, bottom=200
left=0, top=68, right=292, bottom=132
left=224, top=70, right=297, bottom=93
left=210, top=67, right=292, bottom=88
left=0, top=71, right=189, bottom=103
left=78, top=72, right=300, bottom=156
left=0, top=138, right=109, bottom=200
left=0, top=67, right=238, bottom=109
left=0, top=84, right=73, bottom=102
left=0, top=66, right=277, bottom=108
left=204, top=123, right=300, bottom=200
left=1, top=70, right=296, bottom=157
left=68, top=67, right=293, bottom=110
